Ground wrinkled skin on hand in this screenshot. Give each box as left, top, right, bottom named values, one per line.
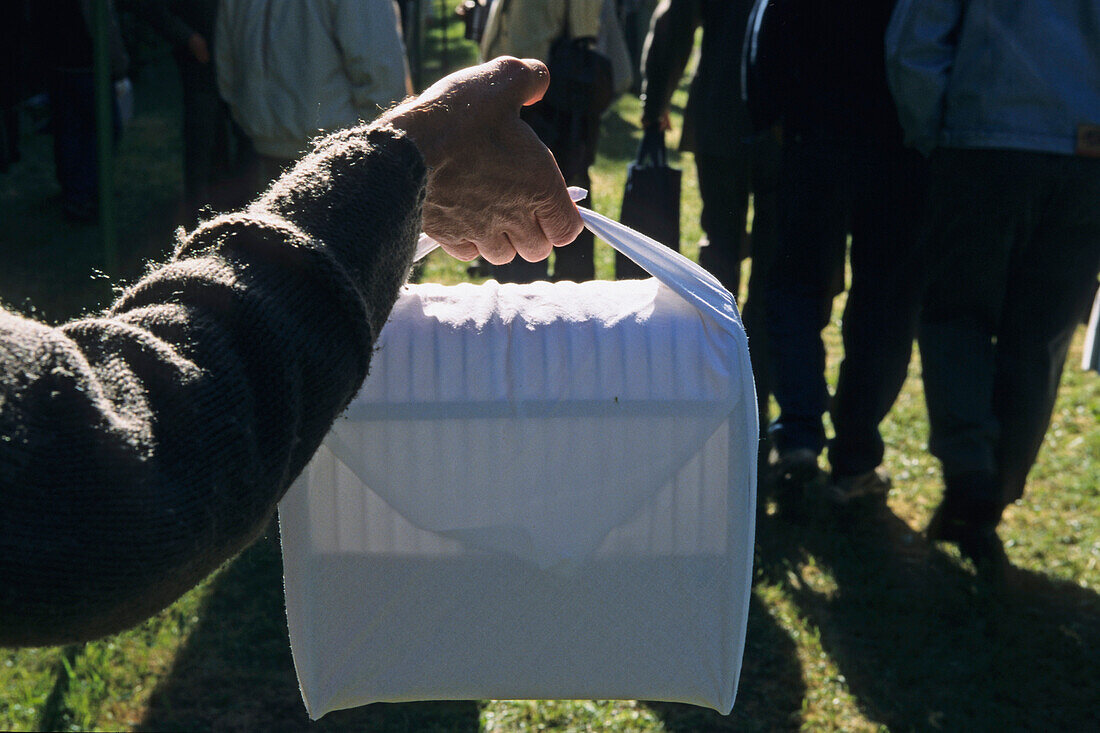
left=381, top=57, right=584, bottom=265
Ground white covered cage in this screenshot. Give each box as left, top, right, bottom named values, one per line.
left=279, top=210, right=758, bottom=719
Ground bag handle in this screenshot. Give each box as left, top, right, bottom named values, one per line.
left=635, top=125, right=668, bottom=168
left=413, top=187, right=741, bottom=336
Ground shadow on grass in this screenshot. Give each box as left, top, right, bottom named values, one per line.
left=596, top=108, right=643, bottom=165
left=754, top=498, right=1100, bottom=731
left=139, top=530, right=480, bottom=733
left=644, top=593, right=805, bottom=733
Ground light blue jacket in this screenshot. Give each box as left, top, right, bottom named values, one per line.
left=885, top=0, right=1100, bottom=156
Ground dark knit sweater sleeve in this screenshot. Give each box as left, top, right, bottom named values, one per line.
left=0, top=124, right=426, bottom=647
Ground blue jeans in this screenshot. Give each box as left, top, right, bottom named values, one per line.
left=919, top=148, right=1100, bottom=504
left=765, top=135, right=927, bottom=477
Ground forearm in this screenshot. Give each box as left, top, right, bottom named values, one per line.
left=0, top=125, right=426, bottom=647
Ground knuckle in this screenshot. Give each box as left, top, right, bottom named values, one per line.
left=492, top=56, right=526, bottom=77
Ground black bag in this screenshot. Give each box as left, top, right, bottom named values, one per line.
left=457, top=0, right=493, bottom=43
left=523, top=1, right=614, bottom=177
left=542, top=35, right=614, bottom=120
left=616, top=127, right=681, bottom=280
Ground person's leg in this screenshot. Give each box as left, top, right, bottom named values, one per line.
left=211, top=107, right=258, bottom=213
left=178, top=59, right=221, bottom=214
left=0, top=104, right=18, bottom=171
left=764, top=137, right=850, bottom=463
left=549, top=107, right=601, bottom=282
left=49, top=68, right=99, bottom=220
left=992, top=154, right=1100, bottom=504
left=828, top=146, right=928, bottom=487
left=918, top=149, right=1046, bottom=558
left=550, top=168, right=595, bottom=281
left=918, top=149, right=1041, bottom=485
left=695, top=150, right=749, bottom=296
left=741, top=133, right=780, bottom=439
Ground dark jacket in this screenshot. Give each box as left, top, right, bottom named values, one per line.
left=29, top=0, right=129, bottom=77
left=887, top=0, right=1100, bottom=156
left=641, top=0, right=755, bottom=157
left=747, top=0, right=903, bottom=147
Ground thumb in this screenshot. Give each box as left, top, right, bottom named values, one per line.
left=487, top=56, right=550, bottom=108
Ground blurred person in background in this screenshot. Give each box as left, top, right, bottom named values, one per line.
left=887, top=0, right=1100, bottom=570
left=215, top=0, right=412, bottom=189
left=0, top=2, right=30, bottom=173
left=131, top=0, right=256, bottom=219
left=28, top=0, right=130, bottom=222
left=640, top=0, right=779, bottom=452
left=480, top=0, right=606, bottom=283
left=752, top=0, right=928, bottom=508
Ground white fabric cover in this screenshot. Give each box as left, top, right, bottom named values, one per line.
left=279, top=209, right=758, bottom=719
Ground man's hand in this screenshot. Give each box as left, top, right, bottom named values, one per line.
left=380, top=57, right=584, bottom=265
left=642, top=110, right=672, bottom=133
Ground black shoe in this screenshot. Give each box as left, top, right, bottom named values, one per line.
left=828, top=467, right=891, bottom=506
left=767, top=448, right=819, bottom=519
left=772, top=447, right=820, bottom=485
left=927, top=472, right=1007, bottom=576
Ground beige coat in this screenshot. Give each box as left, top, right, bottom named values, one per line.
left=216, top=0, right=411, bottom=159
left=481, top=0, right=603, bottom=62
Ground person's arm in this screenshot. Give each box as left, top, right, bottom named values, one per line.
left=333, top=0, right=413, bottom=119
left=128, top=0, right=210, bottom=64
left=0, top=57, right=581, bottom=648
left=884, top=0, right=966, bottom=156
left=640, top=0, right=700, bottom=131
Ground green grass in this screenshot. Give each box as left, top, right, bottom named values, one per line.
left=2, top=17, right=1098, bottom=733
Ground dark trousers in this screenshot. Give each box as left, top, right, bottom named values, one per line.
left=765, top=135, right=927, bottom=477
left=178, top=55, right=255, bottom=216
left=48, top=68, right=116, bottom=212
left=0, top=105, right=17, bottom=171
left=919, top=148, right=1100, bottom=505
left=695, top=134, right=780, bottom=434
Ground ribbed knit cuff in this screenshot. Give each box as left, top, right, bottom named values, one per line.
left=252, top=124, right=428, bottom=293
